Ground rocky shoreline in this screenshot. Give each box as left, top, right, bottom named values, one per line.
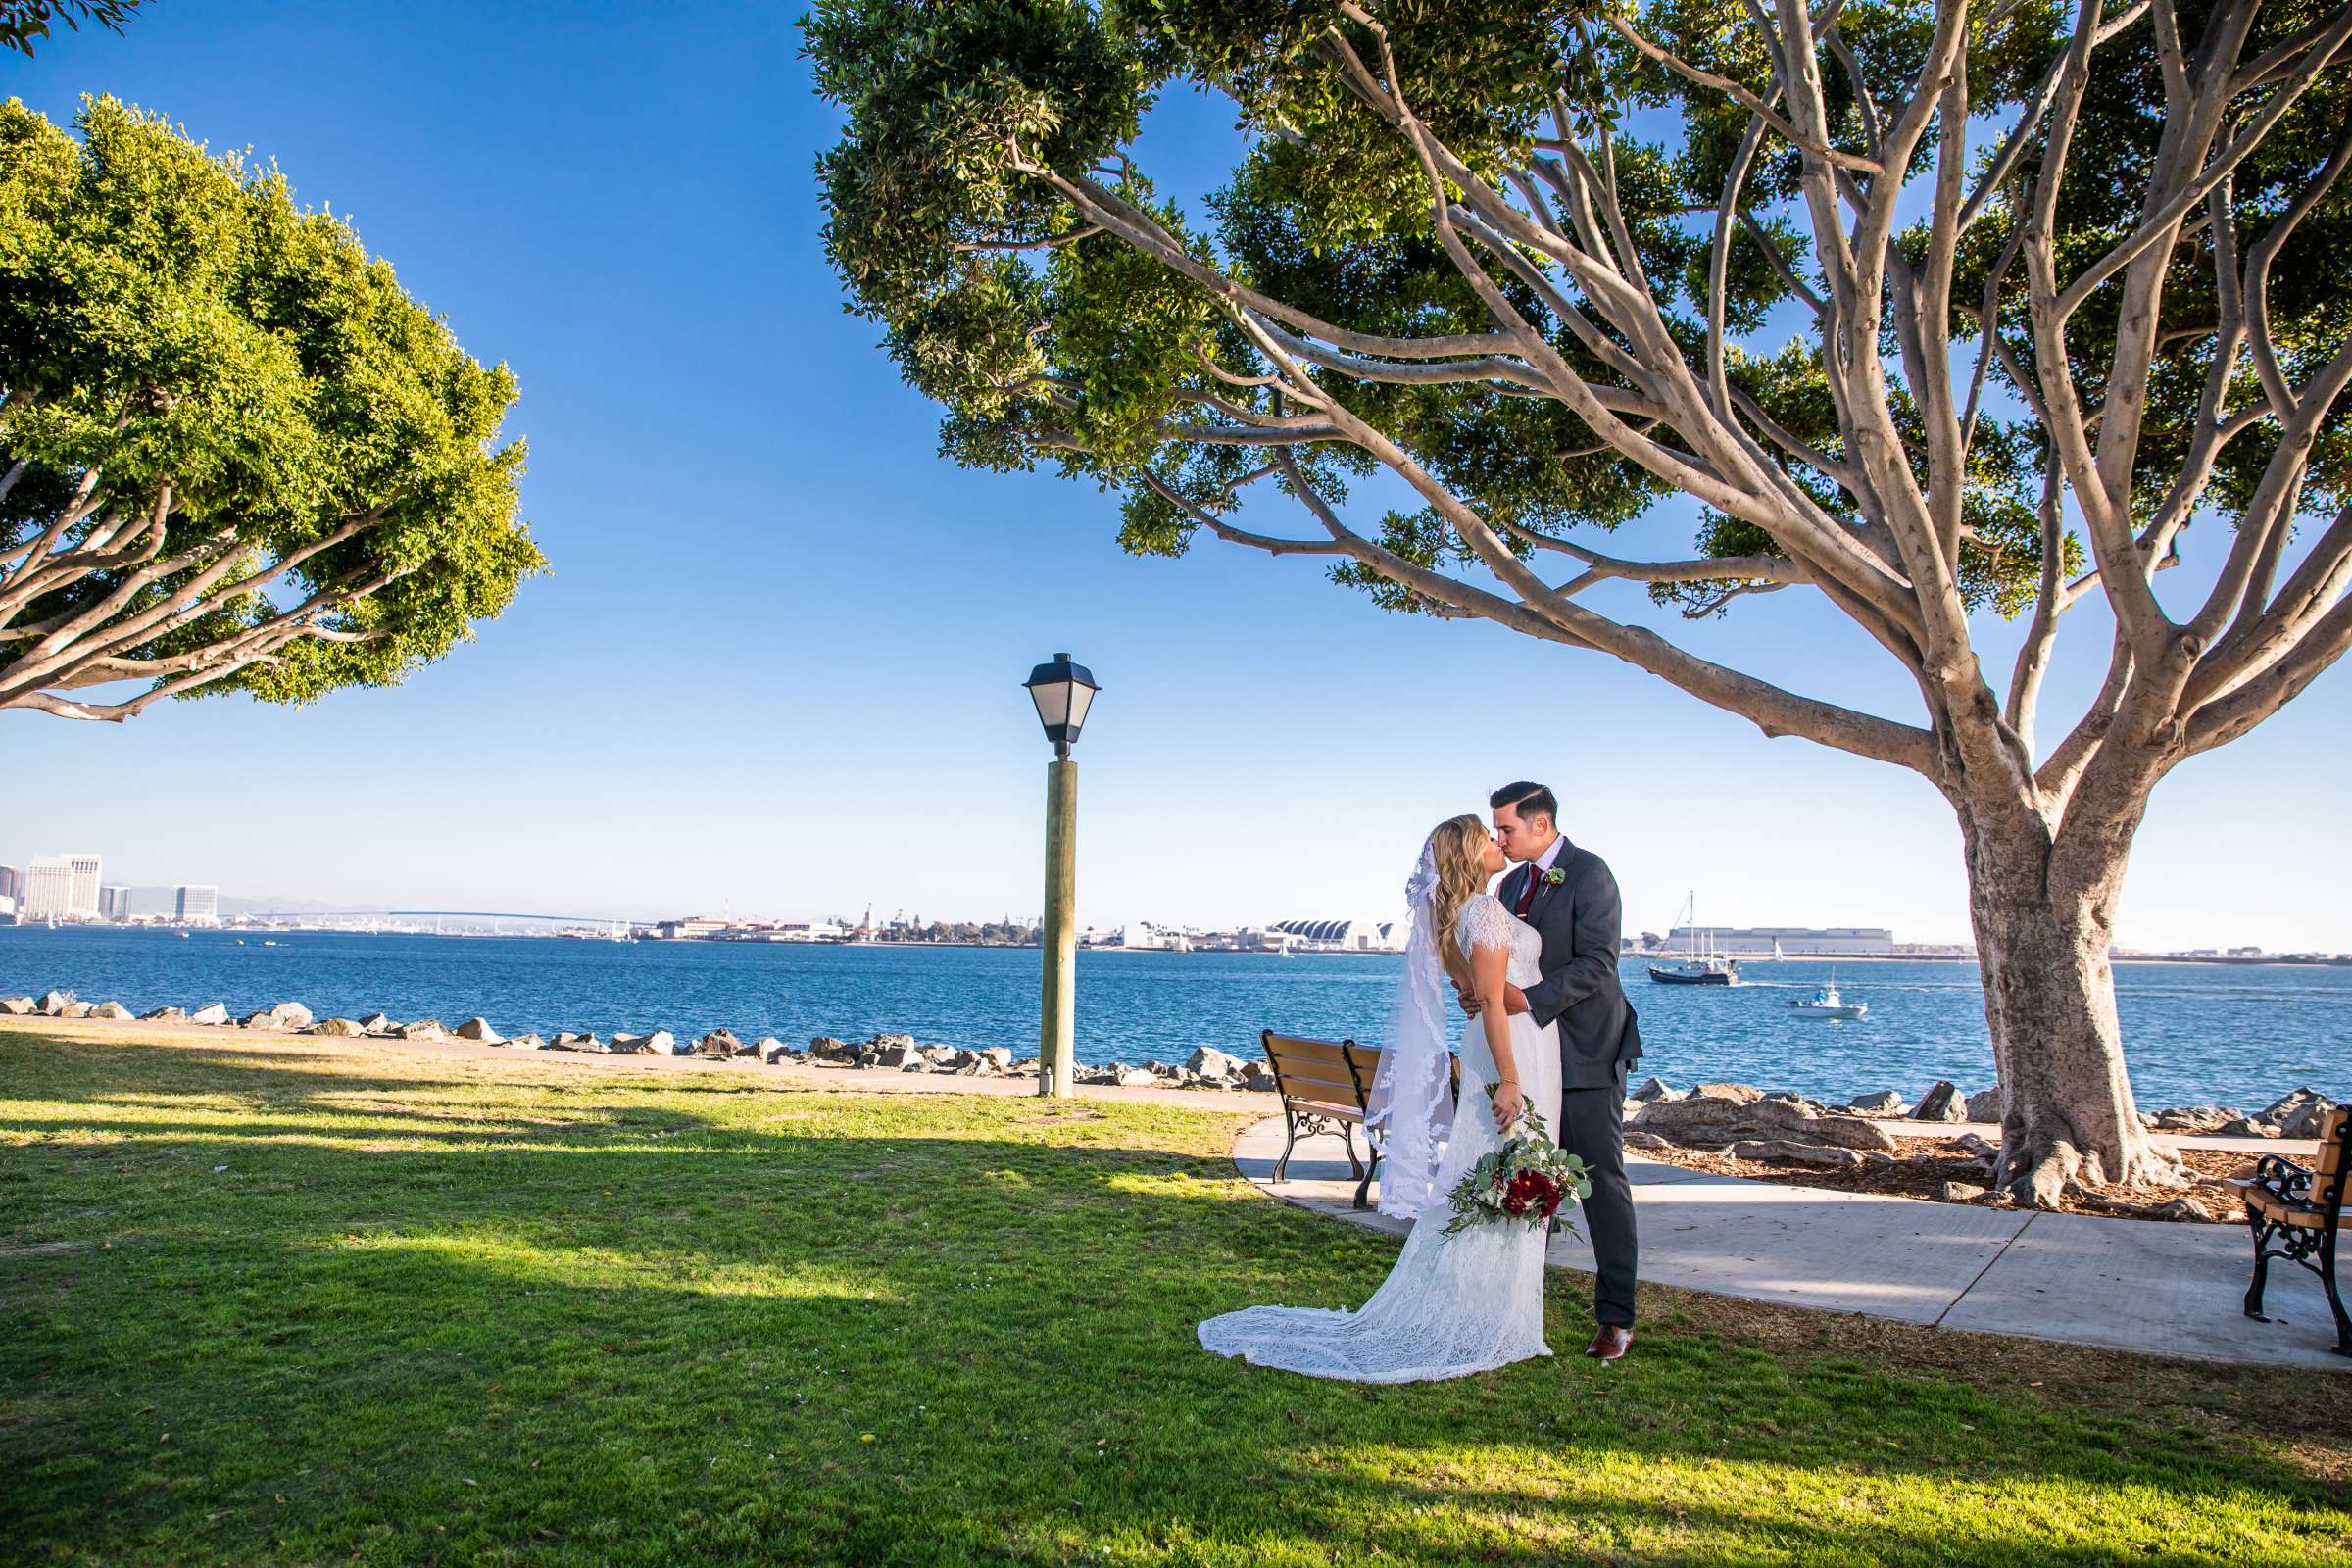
left=0, top=990, right=1275, bottom=1091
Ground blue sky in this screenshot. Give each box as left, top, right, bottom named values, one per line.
left=5, top=1, right=2346, bottom=949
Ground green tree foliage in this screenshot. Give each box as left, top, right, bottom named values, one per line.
left=0, top=1, right=148, bottom=59
left=0, top=97, right=543, bottom=720
left=808, top=0, right=2344, bottom=643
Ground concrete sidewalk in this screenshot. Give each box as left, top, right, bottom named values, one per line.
left=1232, top=1115, right=2350, bottom=1370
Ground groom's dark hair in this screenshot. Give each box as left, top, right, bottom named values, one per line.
left=1490, top=781, right=1558, bottom=826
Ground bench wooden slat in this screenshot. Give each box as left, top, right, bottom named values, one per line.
left=1262, top=1036, right=1353, bottom=1069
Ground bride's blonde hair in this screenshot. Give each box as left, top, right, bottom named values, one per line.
left=1424, top=813, right=1494, bottom=994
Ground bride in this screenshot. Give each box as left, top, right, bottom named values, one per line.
left=1198, top=813, right=1564, bottom=1382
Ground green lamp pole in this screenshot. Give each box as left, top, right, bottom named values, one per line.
left=1023, top=654, right=1100, bottom=1098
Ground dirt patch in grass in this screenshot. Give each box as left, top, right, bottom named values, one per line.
left=1639, top=1137, right=2257, bottom=1221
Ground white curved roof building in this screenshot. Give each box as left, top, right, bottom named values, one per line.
left=1271, top=918, right=1400, bottom=952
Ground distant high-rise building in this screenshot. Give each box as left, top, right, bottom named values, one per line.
left=99, top=884, right=131, bottom=920
left=22, top=857, right=91, bottom=921
left=174, top=884, right=220, bottom=924
left=0, top=865, right=18, bottom=903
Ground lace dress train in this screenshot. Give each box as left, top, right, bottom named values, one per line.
left=1198, top=894, right=1563, bottom=1382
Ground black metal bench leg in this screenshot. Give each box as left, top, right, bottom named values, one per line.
left=2323, top=1229, right=2351, bottom=1356
left=2244, top=1217, right=2274, bottom=1321
left=1353, top=1149, right=1381, bottom=1211
left=1341, top=1123, right=1364, bottom=1181
left=1273, top=1111, right=1300, bottom=1184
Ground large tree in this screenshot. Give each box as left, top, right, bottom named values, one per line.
left=1, top=97, right=542, bottom=721
left=809, top=0, right=2352, bottom=1205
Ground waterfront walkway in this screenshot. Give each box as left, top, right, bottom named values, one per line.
left=1232, top=1116, right=2350, bottom=1371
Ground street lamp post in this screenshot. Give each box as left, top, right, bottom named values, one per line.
left=1022, top=653, right=1100, bottom=1097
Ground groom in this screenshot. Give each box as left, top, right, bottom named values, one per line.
left=1463, top=781, right=1642, bottom=1363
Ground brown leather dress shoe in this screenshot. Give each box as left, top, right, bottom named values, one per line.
left=1585, top=1326, right=1633, bottom=1363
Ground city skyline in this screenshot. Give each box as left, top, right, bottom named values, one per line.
left=2, top=843, right=2338, bottom=956
left=8, top=4, right=2347, bottom=955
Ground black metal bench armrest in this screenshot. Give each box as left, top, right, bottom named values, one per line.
left=2251, top=1152, right=2314, bottom=1203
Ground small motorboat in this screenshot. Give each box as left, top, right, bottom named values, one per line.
left=1790, top=983, right=1867, bottom=1020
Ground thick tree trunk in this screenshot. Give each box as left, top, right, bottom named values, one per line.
left=1960, top=808, right=2182, bottom=1207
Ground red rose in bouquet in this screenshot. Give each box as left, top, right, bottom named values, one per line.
left=1502, top=1168, right=1562, bottom=1220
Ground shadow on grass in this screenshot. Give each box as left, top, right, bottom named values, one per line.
left=0, top=1036, right=2345, bottom=1566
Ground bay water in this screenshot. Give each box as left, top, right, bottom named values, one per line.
left=2, top=925, right=2343, bottom=1110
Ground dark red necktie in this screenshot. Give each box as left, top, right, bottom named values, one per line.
left=1515, top=867, right=1539, bottom=917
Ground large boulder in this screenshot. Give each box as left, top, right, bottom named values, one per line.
left=2257, top=1088, right=2339, bottom=1140
left=310, top=1017, right=367, bottom=1037
left=759, top=1038, right=798, bottom=1063
left=241, top=1010, right=282, bottom=1031
left=1114, top=1067, right=1159, bottom=1089
left=1690, top=1082, right=1763, bottom=1104
left=608, top=1033, right=658, bottom=1054
left=2151, top=1105, right=2241, bottom=1133
left=454, top=1017, right=504, bottom=1044
left=36, top=989, right=75, bottom=1016
left=1910, top=1081, right=1967, bottom=1122
left=1634, top=1094, right=1898, bottom=1152
left=1185, top=1046, right=1249, bottom=1080
left=188, top=1002, right=230, bottom=1026
left=139, top=1005, right=187, bottom=1023
left=57, top=1003, right=91, bottom=1019
left=1964, top=1088, right=2002, bottom=1122
left=1846, top=1090, right=1909, bottom=1116
left=694, top=1029, right=749, bottom=1058
left=808, top=1036, right=857, bottom=1063
left=87, top=1001, right=134, bottom=1020
left=268, top=1002, right=313, bottom=1030
left=504, top=1033, right=549, bottom=1051
left=359, top=1012, right=396, bottom=1035
left=981, top=1046, right=1014, bottom=1072
left=1630, top=1076, right=1683, bottom=1103
left=551, top=1031, right=605, bottom=1053
left=0, top=996, right=35, bottom=1015
left=2215, top=1117, right=2281, bottom=1139
left=394, top=1019, right=447, bottom=1041
left=655, top=1032, right=689, bottom=1055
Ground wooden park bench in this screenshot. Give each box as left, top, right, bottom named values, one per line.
left=2227, top=1103, right=2350, bottom=1356
left=1259, top=1030, right=1459, bottom=1212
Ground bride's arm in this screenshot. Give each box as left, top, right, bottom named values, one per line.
left=1468, top=934, right=1524, bottom=1129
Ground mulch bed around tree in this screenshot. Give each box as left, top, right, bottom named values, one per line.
left=1635, top=1136, right=2260, bottom=1223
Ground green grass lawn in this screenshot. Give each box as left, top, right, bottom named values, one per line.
left=2, top=1024, right=2347, bottom=1566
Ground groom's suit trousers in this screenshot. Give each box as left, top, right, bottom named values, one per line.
left=1559, top=1063, right=1638, bottom=1329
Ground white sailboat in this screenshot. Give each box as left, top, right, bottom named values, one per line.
left=1647, top=892, right=1739, bottom=986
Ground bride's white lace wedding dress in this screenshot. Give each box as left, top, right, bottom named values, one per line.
left=1198, top=893, right=1564, bottom=1382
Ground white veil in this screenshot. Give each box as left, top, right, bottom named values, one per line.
left=1362, top=834, right=1455, bottom=1220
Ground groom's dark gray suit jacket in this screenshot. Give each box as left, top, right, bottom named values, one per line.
left=1501, top=840, right=1642, bottom=1091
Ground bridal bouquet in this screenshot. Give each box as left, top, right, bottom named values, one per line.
left=1442, top=1095, right=1592, bottom=1236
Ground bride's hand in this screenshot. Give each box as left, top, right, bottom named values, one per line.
left=1490, top=1079, right=1526, bottom=1131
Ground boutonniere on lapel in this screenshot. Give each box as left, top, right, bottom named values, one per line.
left=1541, top=868, right=1566, bottom=887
